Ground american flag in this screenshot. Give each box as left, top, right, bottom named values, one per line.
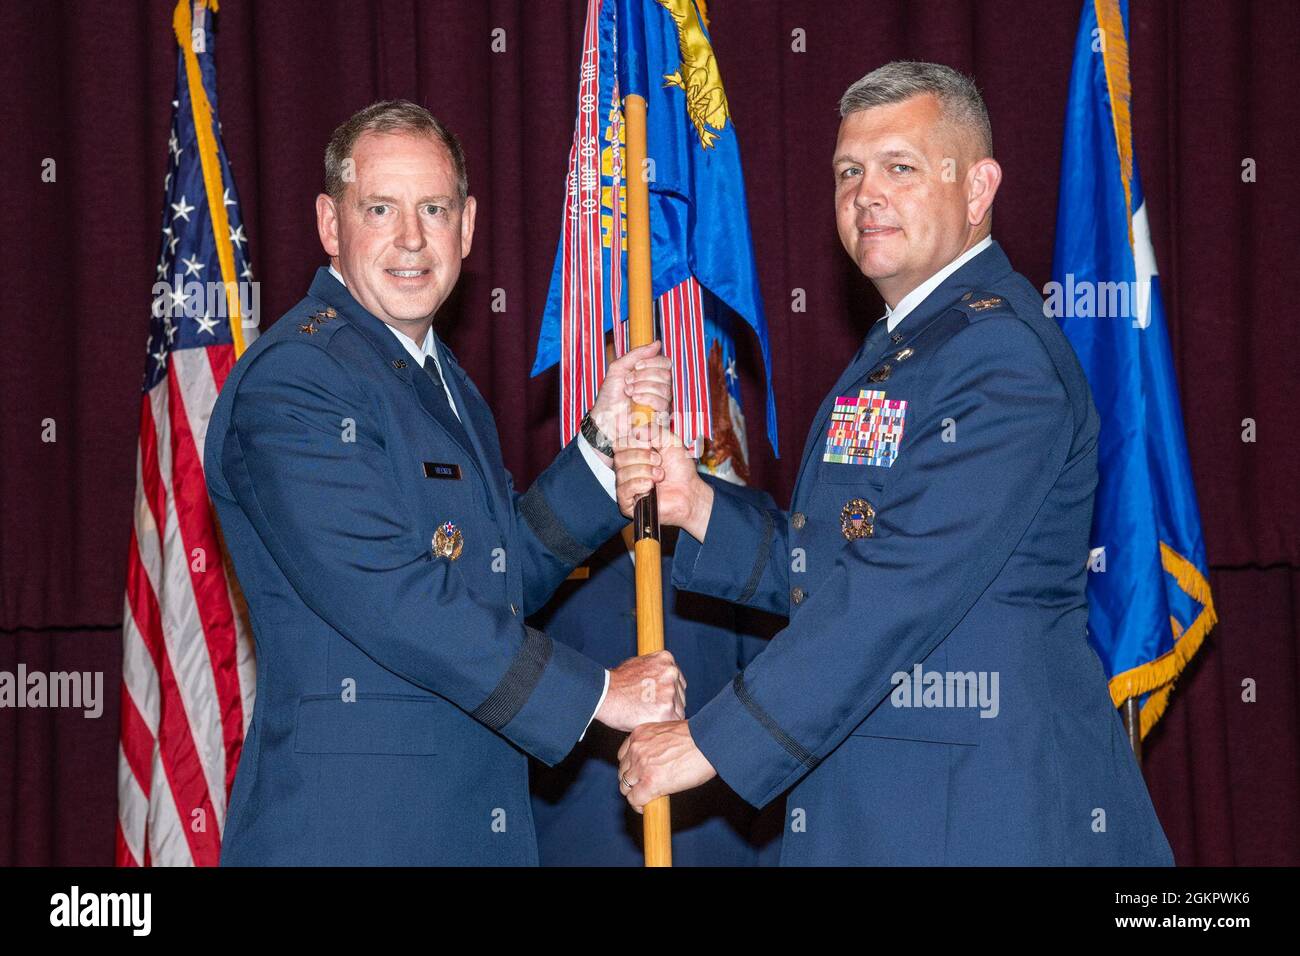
left=116, top=0, right=257, bottom=867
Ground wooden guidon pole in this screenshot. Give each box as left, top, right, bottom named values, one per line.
left=624, top=93, right=672, bottom=868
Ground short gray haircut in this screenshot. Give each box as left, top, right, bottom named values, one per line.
left=324, top=99, right=468, bottom=203
left=839, top=61, right=993, bottom=158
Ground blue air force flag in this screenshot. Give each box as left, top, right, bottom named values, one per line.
left=1051, top=0, right=1216, bottom=737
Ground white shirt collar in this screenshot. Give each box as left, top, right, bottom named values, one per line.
left=327, top=263, right=437, bottom=365
left=388, top=323, right=437, bottom=366
left=885, top=235, right=993, bottom=332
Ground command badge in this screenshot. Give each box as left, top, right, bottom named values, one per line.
left=968, top=296, right=1004, bottom=311
left=841, top=498, right=875, bottom=540
left=432, top=520, right=464, bottom=560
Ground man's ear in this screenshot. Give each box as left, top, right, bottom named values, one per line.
left=460, top=195, right=477, bottom=260
left=966, top=158, right=1002, bottom=228
left=316, top=193, right=340, bottom=259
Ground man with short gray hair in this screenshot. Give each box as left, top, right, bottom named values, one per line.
left=613, top=62, right=1174, bottom=865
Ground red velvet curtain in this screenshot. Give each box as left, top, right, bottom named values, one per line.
left=2, top=0, right=1296, bottom=864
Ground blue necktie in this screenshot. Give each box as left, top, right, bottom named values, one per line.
left=422, top=354, right=473, bottom=452
left=856, top=315, right=892, bottom=368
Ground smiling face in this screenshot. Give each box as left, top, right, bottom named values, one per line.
left=315, top=130, right=476, bottom=337
left=832, top=93, right=1000, bottom=307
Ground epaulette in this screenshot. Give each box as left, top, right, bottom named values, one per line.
left=954, top=291, right=1014, bottom=319
left=287, top=301, right=347, bottom=345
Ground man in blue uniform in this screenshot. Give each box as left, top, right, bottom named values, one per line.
left=613, top=62, right=1174, bottom=865
left=205, top=100, right=685, bottom=865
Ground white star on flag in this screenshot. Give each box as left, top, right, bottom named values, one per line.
left=171, top=195, right=195, bottom=222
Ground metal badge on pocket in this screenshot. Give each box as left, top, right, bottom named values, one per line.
left=432, top=520, right=464, bottom=560
left=823, top=389, right=907, bottom=468
left=841, top=498, right=875, bottom=539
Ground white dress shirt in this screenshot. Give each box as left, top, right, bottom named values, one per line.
left=885, top=235, right=993, bottom=332
left=326, top=265, right=610, bottom=735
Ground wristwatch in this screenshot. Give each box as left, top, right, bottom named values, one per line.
left=580, top=410, right=614, bottom=457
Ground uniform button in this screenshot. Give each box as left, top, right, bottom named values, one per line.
left=509, top=603, right=518, bottom=616
left=791, top=587, right=805, bottom=605
left=791, top=512, right=806, bottom=530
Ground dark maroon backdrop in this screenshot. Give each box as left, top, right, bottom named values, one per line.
left=1, top=0, right=1297, bottom=865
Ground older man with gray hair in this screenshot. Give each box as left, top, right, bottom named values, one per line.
left=612, top=61, right=1174, bottom=865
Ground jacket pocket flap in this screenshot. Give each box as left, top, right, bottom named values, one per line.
left=849, top=688, right=983, bottom=745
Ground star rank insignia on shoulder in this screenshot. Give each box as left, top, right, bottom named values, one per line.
left=298, top=306, right=337, bottom=334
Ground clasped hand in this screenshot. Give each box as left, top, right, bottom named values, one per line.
left=594, top=649, right=716, bottom=811
left=605, top=419, right=720, bottom=810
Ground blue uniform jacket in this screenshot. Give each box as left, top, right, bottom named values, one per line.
left=205, top=268, right=625, bottom=865
left=529, top=508, right=782, bottom=866
left=674, top=243, right=1175, bottom=866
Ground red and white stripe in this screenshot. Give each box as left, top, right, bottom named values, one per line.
left=658, top=276, right=711, bottom=453
left=116, top=344, right=256, bottom=867
left=556, top=0, right=711, bottom=452
left=559, top=0, right=609, bottom=447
